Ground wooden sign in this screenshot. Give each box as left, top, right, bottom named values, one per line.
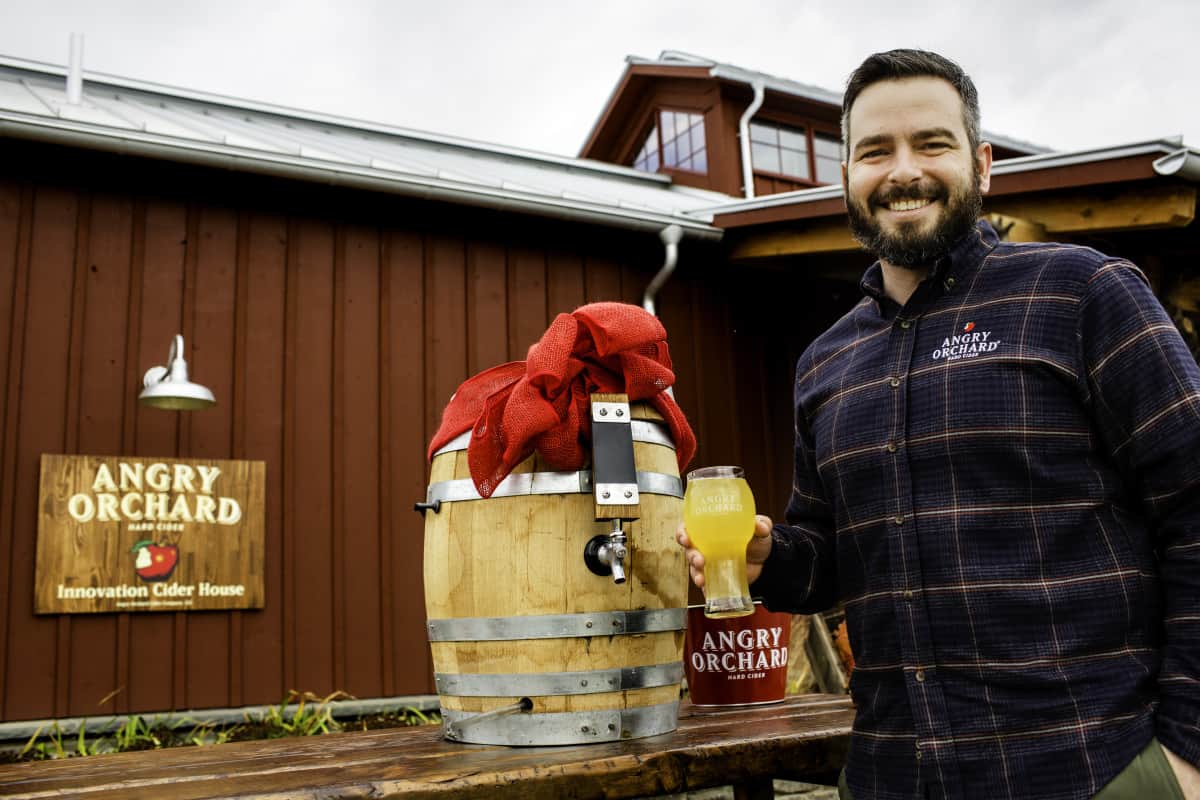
left=35, top=454, right=266, bottom=614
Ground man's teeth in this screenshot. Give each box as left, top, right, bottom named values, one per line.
left=889, top=199, right=932, bottom=212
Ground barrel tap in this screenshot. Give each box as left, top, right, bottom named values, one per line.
left=585, top=519, right=628, bottom=584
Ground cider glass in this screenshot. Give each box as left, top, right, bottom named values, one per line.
left=683, top=466, right=756, bottom=618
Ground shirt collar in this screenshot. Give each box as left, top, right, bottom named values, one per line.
left=859, top=219, right=1000, bottom=307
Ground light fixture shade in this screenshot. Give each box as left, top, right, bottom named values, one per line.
left=139, top=334, right=216, bottom=410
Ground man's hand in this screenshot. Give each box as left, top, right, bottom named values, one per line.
left=675, top=515, right=774, bottom=589
left=1163, top=744, right=1200, bottom=799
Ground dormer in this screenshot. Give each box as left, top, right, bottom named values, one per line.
left=581, top=51, right=1047, bottom=198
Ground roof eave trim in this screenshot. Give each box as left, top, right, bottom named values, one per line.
left=0, top=114, right=722, bottom=240
left=690, top=137, right=1198, bottom=219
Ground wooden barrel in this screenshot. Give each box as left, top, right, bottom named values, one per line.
left=422, top=405, right=686, bottom=745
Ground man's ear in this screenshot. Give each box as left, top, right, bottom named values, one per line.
left=976, top=141, right=993, bottom=194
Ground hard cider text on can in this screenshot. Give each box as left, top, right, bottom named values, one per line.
left=685, top=604, right=791, bottom=706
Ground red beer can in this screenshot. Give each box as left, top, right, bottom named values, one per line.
left=684, top=603, right=791, bottom=707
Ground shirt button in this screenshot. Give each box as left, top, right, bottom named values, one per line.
left=889, top=377, right=901, bottom=388
left=886, top=442, right=898, bottom=453
left=915, top=670, right=926, bottom=682
left=903, top=589, right=914, bottom=600
left=915, top=744, right=923, bottom=760
left=944, top=276, right=957, bottom=289
left=893, top=516, right=904, bottom=526
left=899, top=319, right=912, bottom=329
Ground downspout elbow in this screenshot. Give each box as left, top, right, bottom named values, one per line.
left=643, top=224, right=683, bottom=317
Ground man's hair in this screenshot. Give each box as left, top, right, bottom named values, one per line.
left=841, top=49, right=981, bottom=158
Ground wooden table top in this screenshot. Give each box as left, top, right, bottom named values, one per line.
left=0, top=694, right=854, bottom=799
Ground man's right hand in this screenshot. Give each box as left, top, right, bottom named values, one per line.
left=675, top=515, right=775, bottom=589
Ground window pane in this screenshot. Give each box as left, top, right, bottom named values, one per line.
left=751, top=141, right=781, bottom=173
left=692, top=148, right=707, bottom=173
left=664, top=137, right=678, bottom=167
left=815, top=155, right=841, bottom=184
left=814, top=132, right=841, bottom=158
left=633, top=126, right=658, bottom=173
left=779, top=127, right=808, bottom=152
left=750, top=122, right=777, bottom=144
left=780, top=148, right=810, bottom=179
left=660, top=111, right=676, bottom=140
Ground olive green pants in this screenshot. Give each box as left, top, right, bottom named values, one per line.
left=835, top=738, right=1183, bottom=799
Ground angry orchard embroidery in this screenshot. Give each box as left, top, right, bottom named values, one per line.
left=931, top=321, right=1001, bottom=362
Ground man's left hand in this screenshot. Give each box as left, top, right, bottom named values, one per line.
left=1163, top=745, right=1200, bottom=799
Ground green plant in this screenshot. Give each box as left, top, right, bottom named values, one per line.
left=351, top=705, right=441, bottom=731
left=17, top=722, right=103, bottom=760
left=180, top=718, right=236, bottom=747
left=250, top=690, right=351, bottom=738
left=110, top=715, right=161, bottom=751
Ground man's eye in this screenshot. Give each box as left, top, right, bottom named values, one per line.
left=922, top=142, right=951, bottom=151
left=860, top=149, right=886, bottom=159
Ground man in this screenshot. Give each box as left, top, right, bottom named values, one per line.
left=678, top=50, right=1200, bottom=800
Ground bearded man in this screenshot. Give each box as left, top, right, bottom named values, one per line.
left=678, top=50, right=1200, bottom=800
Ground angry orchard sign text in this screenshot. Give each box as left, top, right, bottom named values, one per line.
left=35, top=455, right=265, bottom=614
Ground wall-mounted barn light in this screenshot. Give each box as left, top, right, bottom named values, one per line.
left=139, top=334, right=215, bottom=410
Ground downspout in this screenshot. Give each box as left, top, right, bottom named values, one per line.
left=643, top=224, right=683, bottom=317
left=738, top=78, right=766, bottom=198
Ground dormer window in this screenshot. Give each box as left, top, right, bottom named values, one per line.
left=632, top=110, right=708, bottom=175
left=750, top=121, right=842, bottom=185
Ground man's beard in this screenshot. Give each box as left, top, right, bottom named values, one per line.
left=846, top=173, right=983, bottom=269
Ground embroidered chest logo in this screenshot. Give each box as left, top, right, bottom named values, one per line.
left=931, top=321, right=1002, bottom=362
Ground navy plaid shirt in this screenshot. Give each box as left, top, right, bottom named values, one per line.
left=753, top=220, right=1200, bottom=800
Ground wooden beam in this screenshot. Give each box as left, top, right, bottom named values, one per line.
left=985, top=212, right=1047, bottom=242
left=730, top=219, right=860, bottom=261
left=729, top=184, right=1196, bottom=262
left=986, top=184, right=1196, bottom=234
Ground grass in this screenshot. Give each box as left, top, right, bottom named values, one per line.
left=4, top=691, right=441, bottom=762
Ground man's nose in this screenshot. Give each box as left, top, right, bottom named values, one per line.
left=887, top=146, right=922, bottom=183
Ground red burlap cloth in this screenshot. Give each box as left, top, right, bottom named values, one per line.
left=427, top=302, right=696, bottom=498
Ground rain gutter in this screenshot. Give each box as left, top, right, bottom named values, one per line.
left=1153, top=148, right=1200, bottom=181
left=0, top=113, right=724, bottom=241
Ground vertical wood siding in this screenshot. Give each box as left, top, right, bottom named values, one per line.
left=0, top=146, right=821, bottom=722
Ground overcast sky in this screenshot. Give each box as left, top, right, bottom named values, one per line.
left=2, top=0, right=1198, bottom=159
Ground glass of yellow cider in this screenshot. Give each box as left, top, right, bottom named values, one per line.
left=683, top=466, right=756, bottom=619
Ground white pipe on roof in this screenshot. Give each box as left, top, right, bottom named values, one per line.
left=0, top=114, right=724, bottom=240
left=737, top=79, right=765, bottom=199
left=66, top=34, right=83, bottom=105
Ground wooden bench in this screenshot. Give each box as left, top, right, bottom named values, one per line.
left=0, top=694, right=853, bottom=799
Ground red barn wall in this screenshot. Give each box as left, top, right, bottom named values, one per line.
left=0, top=140, right=849, bottom=722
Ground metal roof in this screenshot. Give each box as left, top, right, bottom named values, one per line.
left=0, top=56, right=727, bottom=238
left=689, top=137, right=1200, bottom=219
left=616, top=50, right=1051, bottom=158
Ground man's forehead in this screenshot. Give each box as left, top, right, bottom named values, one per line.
left=847, top=77, right=968, bottom=144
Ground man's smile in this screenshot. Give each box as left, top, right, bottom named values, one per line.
left=885, top=197, right=936, bottom=213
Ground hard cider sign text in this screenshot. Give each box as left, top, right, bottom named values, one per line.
left=35, top=454, right=266, bottom=614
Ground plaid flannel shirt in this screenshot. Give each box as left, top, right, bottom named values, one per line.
left=752, top=220, right=1200, bottom=800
